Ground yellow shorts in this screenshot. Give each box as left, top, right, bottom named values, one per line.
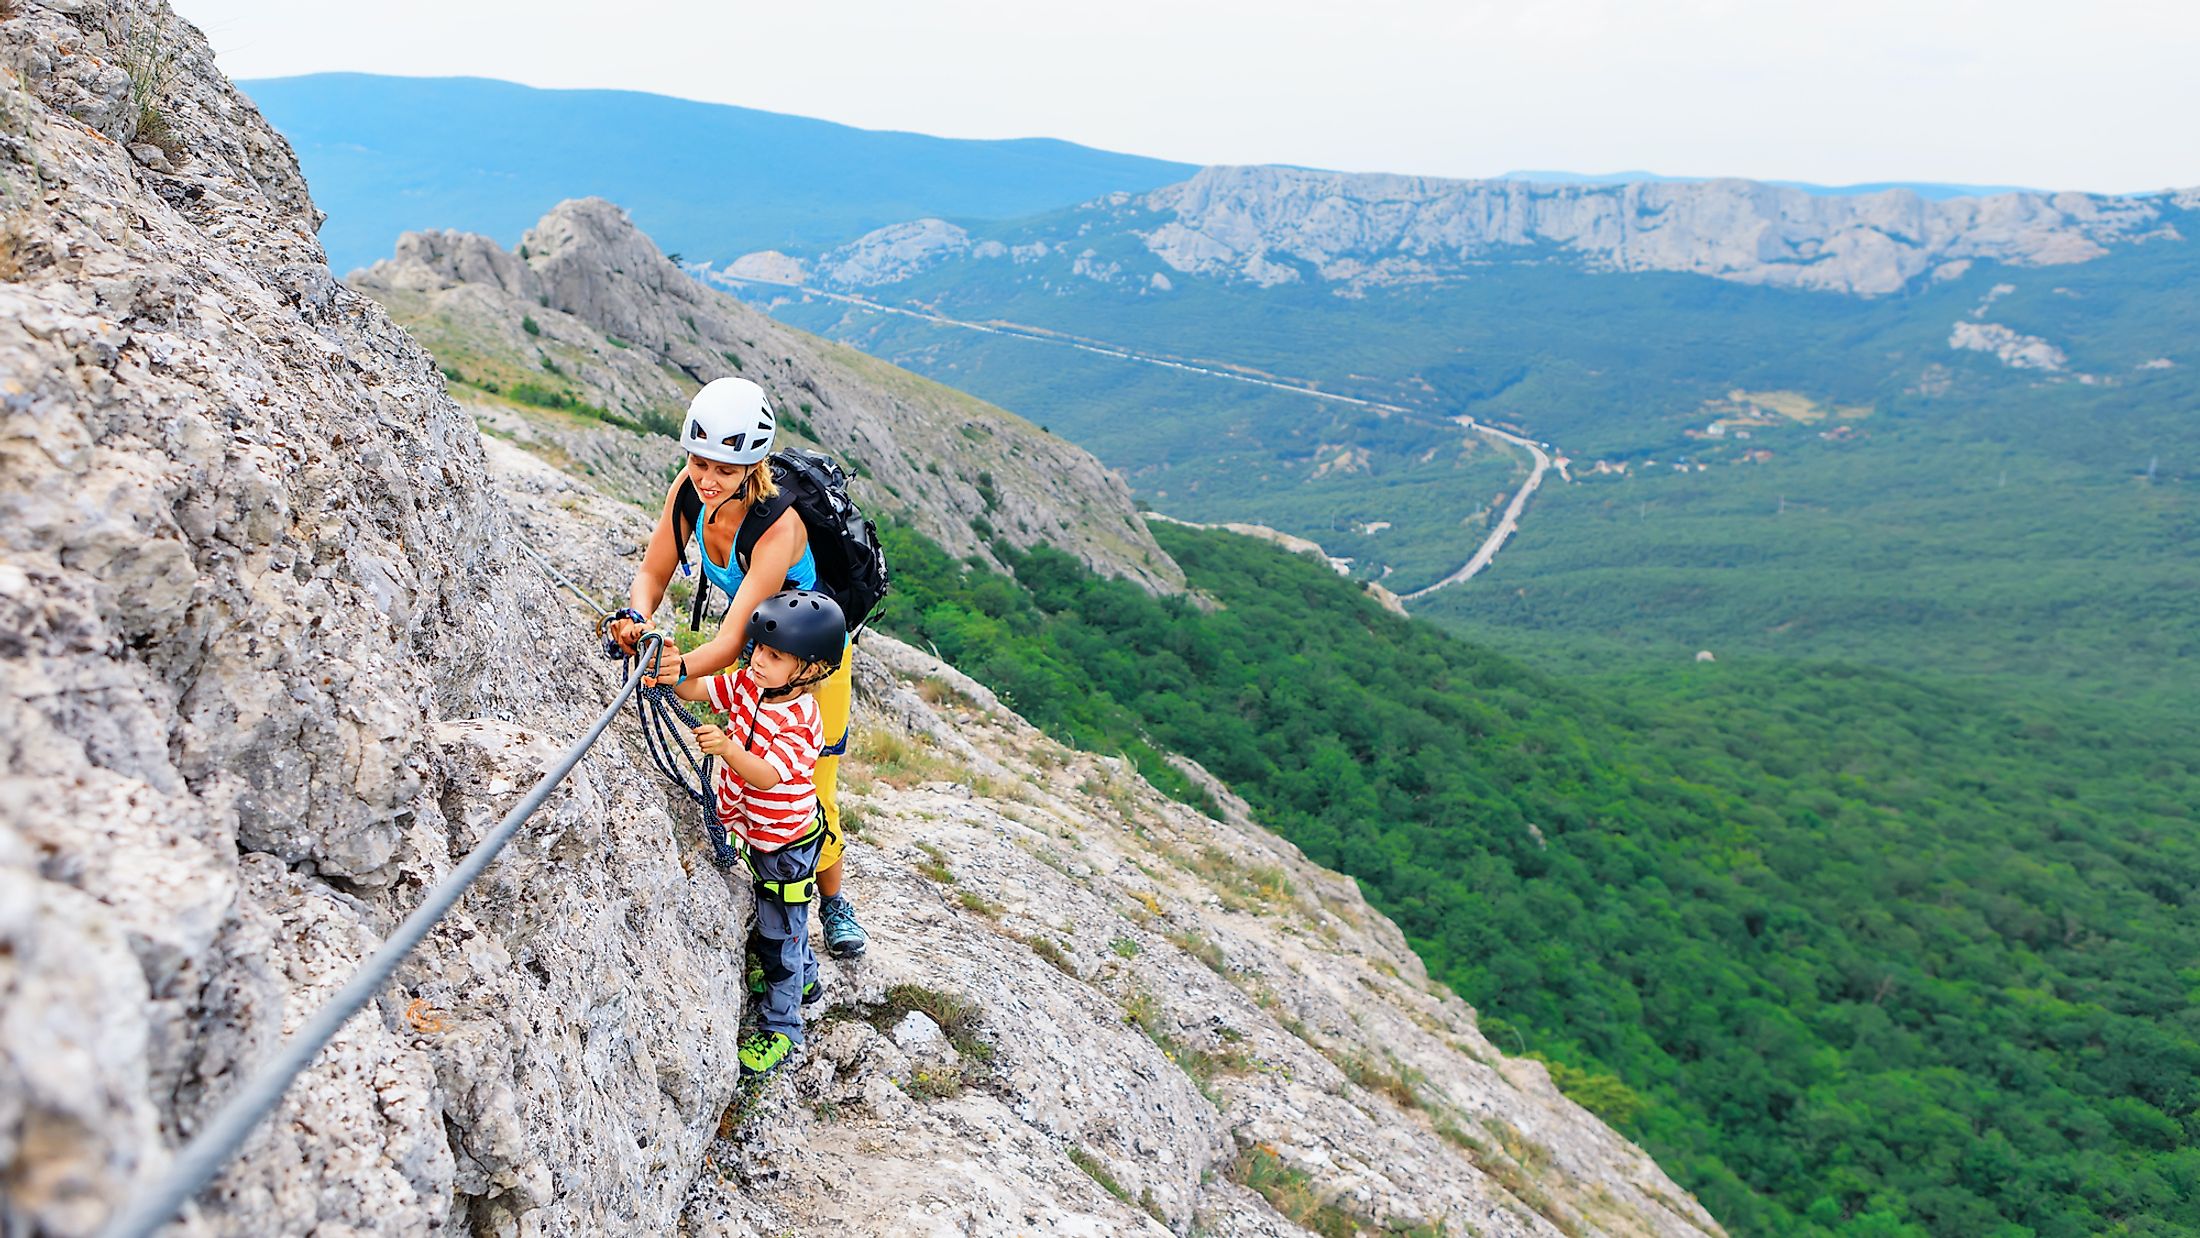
left=811, top=653, right=852, bottom=872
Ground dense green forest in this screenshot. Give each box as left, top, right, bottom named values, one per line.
left=871, top=518, right=2200, bottom=1237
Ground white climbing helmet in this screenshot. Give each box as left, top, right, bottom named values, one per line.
left=681, top=377, right=776, bottom=465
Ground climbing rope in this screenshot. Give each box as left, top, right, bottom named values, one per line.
left=618, top=644, right=739, bottom=871
left=97, top=632, right=669, bottom=1238
left=510, top=529, right=736, bottom=869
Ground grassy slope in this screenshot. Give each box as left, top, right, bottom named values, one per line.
left=1421, top=391, right=2198, bottom=705
left=775, top=293, right=1542, bottom=588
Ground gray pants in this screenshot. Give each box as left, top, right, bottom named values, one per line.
left=749, top=829, right=825, bottom=1043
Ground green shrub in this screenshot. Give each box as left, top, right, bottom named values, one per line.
left=1067, top=1146, right=1127, bottom=1203
left=1167, top=929, right=1228, bottom=975
left=913, top=841, right=955, bottom=884
left=955, top=889, right=1003, bottom=918
left=1228, top=1146, right=1358, bottom=1238
left=1025, top=935, right=1077, bottom=975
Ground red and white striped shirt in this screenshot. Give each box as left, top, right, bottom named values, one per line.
left=704, top=667, right=822, bottom=851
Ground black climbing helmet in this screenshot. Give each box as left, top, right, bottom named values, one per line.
left=746, top=589, right=847, bottom=668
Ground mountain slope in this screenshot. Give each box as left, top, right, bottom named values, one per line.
left=868, top=514, right=2200, bottom=1237
left=239, top=73, right=1199, bottom=275
left=2, top=6, right=749, bottom=1233
left=1498, top=171, right=2040, bottom=200
left=495, top=443, right=1721, bottom=1237
left=351, top=198, right=1184, bottom=593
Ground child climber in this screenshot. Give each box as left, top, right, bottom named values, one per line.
left=662, top=588, right=848, bottom=1077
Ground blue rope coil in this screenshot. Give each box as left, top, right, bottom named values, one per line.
left=605, top=623, right=738, bottom=871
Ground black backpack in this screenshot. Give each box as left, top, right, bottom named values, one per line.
left=673, top=449, right=890, bottom=634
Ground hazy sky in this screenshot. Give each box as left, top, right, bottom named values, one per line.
left=174, top=0, right=2198, bottom=194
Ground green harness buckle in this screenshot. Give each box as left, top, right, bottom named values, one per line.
left=758, top=875, right=816, bottom=905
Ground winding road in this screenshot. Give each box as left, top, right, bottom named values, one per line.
left=1398, top=420, right=1554, bottom=601
left=711, top=271, right=1562, bottom=600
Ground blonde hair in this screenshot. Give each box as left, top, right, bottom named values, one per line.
left=743, top=459, right=779, bottom=503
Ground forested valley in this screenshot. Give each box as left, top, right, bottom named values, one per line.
left=874, top=519, right=2200, bottom=1237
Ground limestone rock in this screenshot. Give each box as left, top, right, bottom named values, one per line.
left=804, top=165, right=2190, bottom=298
left=1949, top=320, right=2069, bottom=371
left=1138, top=167, right=2175, bottom=296
left=1, top=4, right=741, bottom=1234
left=811, top=218, right=971, bottom=286
left=726, top=249, right=807, bottom=284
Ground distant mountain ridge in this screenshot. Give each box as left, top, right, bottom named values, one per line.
left=238, top=74, right=1198, bottom=274
left=1498, top=170, right=2041, bottom=200
left=761, top=164, right=2193, bottom=297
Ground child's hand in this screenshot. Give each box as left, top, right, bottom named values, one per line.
left=693, top=724, right=729, bottom=758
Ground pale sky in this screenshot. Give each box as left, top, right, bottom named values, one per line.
left=174, top=0, right=2199, bottom=194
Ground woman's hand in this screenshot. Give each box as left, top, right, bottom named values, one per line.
left=608, top=614, right=644, bottom=654
left=694, top=724, right=730, bottom=759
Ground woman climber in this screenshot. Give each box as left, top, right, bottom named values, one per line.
left=608, top=376, right=869, bottom=958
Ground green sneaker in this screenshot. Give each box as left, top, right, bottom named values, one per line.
left=746, top=967, right=825, bottom=1005
left=738, top=1031, right=795, bottom=1076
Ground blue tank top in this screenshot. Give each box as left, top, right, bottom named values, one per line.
left=698, top=527, right=818, bottom=599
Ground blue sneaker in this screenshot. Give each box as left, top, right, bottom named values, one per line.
left=819, top=893, right=869, bottom=958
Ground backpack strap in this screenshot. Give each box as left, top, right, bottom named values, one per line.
left=669, top=476, right=709, bottom=630
left=733, top=462, right=799, bottom=575
left=671, top=475, right=703, bottom=553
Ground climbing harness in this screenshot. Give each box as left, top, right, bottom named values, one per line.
left=96, top=632, right=666, bottom=1238
left=735, top=814, right=828, bottom=904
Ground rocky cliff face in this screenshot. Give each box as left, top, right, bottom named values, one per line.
left=1, top=3, right=1716, bottom=1235
left=1141, top=166, right=2176, bottom=295
left=352, top=200, right=1184, bottom=593
left=789, top=165, right=2185, bottom=297
left=2, top=3, right=754, bottom=1234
